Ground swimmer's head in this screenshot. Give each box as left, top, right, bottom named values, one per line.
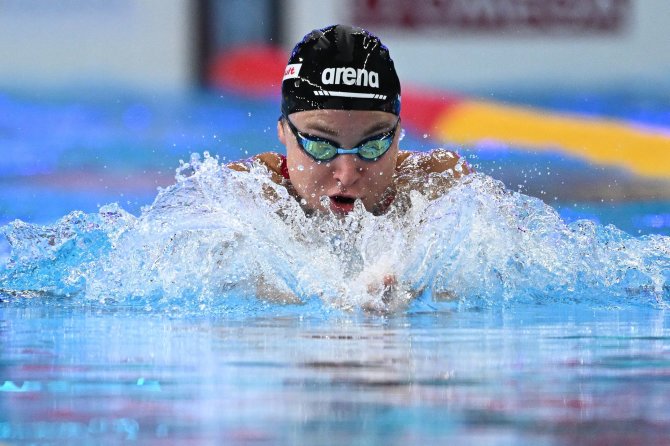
left=281, top=24, right=401, bottom=117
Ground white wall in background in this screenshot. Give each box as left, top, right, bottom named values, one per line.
left=2, top=0, right=665, bottom=93
left=0, top=0, right=194, bottom=91
left=282, top=0, right=670, bottom=92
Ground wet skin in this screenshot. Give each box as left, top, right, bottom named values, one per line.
left=277, top=109, right=400, bottom=215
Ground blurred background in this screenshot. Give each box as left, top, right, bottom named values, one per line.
left=1, top=0, right=669, bottom=234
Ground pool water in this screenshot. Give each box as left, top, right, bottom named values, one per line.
left=1, top=88, right=670, bottom=444
left=2, top=304, right=670, bottom=445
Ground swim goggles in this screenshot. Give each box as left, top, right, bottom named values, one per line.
left=283, top=115, right=400, bottom=162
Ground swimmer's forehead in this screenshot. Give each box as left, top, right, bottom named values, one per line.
left=290, top=110, right=398, bottom=137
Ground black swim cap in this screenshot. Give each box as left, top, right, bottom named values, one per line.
left=281, top=24, right=401, bottom=116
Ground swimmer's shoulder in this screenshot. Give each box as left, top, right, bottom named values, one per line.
left=396, top=148, right=471, bottom=178
left=227, top=152, right=287, bottom=184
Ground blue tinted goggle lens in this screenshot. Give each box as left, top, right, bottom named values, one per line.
left=285, top=116, right=398, bottom=162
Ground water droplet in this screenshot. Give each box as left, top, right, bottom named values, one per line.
left=297, top=165, right=305, bottom=171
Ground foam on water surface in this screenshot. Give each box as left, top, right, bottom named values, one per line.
left=1, top=153, right=668, bottom=314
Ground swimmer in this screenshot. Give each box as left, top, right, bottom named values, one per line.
left=229, top=24, right=470, bottom=310
left=229, top=24, right=470, bottom=216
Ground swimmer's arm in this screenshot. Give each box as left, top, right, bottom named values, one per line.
left=429, top=148, right=472, bottom=177
left=227, top=152, right=285, bottom=184
left=397, top=148, right=472, bottom=178
left=394, top=149, right=471, bottom=200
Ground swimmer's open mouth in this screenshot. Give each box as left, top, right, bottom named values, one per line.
left=330, top=195, right=357, bottom=205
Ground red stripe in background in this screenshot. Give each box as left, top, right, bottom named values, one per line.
left=208, top=45, right=286, bottom=98
left=208, top=45, right=465, bottom=136
left=401, top=87, right=463, bottom=135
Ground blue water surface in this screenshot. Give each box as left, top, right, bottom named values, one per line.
left=2, top=304, right=670, bottom=445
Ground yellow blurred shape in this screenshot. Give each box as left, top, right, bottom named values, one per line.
left=436, top=101, right=670, bottom=178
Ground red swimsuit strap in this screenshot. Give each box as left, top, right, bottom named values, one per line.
left=278, top=154, right=290, bottom=180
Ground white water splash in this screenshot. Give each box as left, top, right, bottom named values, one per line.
left=1, top=153, right=668, bottom=313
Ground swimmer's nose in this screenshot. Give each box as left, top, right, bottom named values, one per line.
left=331, top=155, right=362, bottom=188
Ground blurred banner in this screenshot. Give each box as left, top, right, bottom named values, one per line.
left=1, top=0, right=667, bottom=92
left=352, top=0, right=631, bottom=34
left=282, top=0, right=669, bottom=91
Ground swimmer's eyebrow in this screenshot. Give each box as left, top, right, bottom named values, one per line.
left=361, top=120, right=397, bottom=136
left=304, top=120, right=396, bottom=138
left=304, top=122, right=340, bottom=137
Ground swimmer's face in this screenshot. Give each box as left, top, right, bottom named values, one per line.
left=278, top=109, right=400, bottom=215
